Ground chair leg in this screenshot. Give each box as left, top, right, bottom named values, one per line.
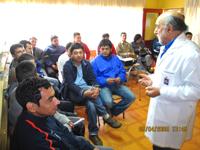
left=97, top=116, right=100, bottom=127
left=123, top=112, right=125, bottom=119
left=138, top=83, right=142, bottom=101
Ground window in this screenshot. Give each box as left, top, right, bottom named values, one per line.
left=0, top=3, right=143, bottom=52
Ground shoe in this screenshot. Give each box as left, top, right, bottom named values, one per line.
left=89, top=135, right=103, bottom=145
left=103, top=116, right=122, bottom=128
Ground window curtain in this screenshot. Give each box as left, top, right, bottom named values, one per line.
left=185, top=0, right=200, bottom=46
left=0, top=1, right=144, bottom=51
left=0, top=0, right=144, bottom=7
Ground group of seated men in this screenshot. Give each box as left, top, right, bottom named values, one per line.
left=7, top=35, right=137, bottom=149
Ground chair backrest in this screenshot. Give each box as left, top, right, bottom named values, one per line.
left=8, top=87, right=23, bottom=135
left=89, top=50, right=97, bottom=60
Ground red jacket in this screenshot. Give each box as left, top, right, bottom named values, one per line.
left=81, top=42, right=90, bottom=60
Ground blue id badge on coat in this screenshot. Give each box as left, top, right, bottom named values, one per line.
left=164, top=77, right=169, bottom=85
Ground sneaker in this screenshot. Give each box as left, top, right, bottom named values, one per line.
left=89, top=135, right=103, bottom=145
left=103, top=116, right=122, bottom=128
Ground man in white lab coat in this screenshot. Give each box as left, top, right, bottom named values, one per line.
left=139, top=11, right=200, bottom=150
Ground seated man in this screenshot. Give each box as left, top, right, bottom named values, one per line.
left=116, top=32, right=136, bottom=59
left=62, top=43, right=121, bottom=145
left=43, top=35, right=65, bottom=78
left=73, top=32, right=90, bottom=60
left=131, top=34, right=153, bottom=72
left=92, top=39, right=135, bottom=116
left=97, top=33, right=116, bottom=55
left=29, top=36, right=44, bottom=62
left=17, top=53, right=59, bottom=88
left=116, top=32, right=137, bottom=67
left=8, top=61, right=83, bottom=136
left=8, top=43, right=25, bottom=85
left=11, top=77, right=112, bottom=150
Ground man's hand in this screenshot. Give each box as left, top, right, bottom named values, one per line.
left=145, top=86, right=160, bottom=97
left=94, top=148, right=100, bottom=150
left=90, top=87, right=100, bottom=99
left=107, top=78, right=115, bottom=84
left=68, top=121, right=74, bottom=128
left=83, top=88, right=100, bottom=99
left=138, top=74, right=152, bottom=87
left=52, top=64, right=58, bottom=70
left=114, top=77, right=121, bottom=84
left=83, top=89, right=93, bottom=98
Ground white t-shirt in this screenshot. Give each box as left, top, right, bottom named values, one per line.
left=57, top=52, right=69, bottom=83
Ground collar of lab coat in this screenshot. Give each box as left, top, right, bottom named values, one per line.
left=156, top=32, right=187, bottom=67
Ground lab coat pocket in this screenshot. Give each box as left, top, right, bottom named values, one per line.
left=178, top=103, right=194, bottom=124
left=160, top=70, right=175, bottom=86
left=156, top=102, right=180, bottom=125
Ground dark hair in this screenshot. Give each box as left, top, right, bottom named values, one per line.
left=185, top=32, right=193, bottom=36
left=134, top=34, right=142, bottom=42
left=17, top=53, right=35, bottom=63
left=10, top=44, right=23, bottom=55
left=73, top=32, right=80, bottom=37
left=51, top=35, right=58, bottom=41
left=98, top=39, right=112, bottom=49
left=65, top=42, right=73, bottom=50
left=29, top=36, right=37, bottom=41
left=19, top=40, right=31, bottom=49
left=102, top=33, right=109, bottom=38
left=121, top=32, right=126, bottom=36
left=16, top=77, right=51, bottom=109
left=15, top=61, right=37, bottom=82
left=69, top=43, right=84, bottom=54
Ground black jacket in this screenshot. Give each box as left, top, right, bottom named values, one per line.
left=11, top=111, right=94, bottom=150
left=62, top=59, right=98, bottom=104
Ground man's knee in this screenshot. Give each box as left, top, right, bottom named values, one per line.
left=86, top=101, right=96, bottom=113
left=128, top=93, right=136, bottom=102
left=100, top=91, right=113, bottom=108
left=124, top=90, right=136, bottom=103
left=105, top=100, right=113, bottom=109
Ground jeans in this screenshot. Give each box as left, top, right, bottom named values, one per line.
left=86, top=96, right=107, bottom=135
left=100, top=85, right=135, bottom=116
left=68, top=91, right=107, bottom=135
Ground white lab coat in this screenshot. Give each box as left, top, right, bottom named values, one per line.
left=145, top=33, right=200, bottom=149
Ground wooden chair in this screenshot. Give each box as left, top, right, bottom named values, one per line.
left=89, top=50, right=97, bottom=61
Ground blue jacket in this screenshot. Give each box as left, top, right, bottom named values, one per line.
left=11, top=111, right=94, bottom=150
left=43, top=45, right=65, bottom=67
left=91, top=54, right=127, bottom=87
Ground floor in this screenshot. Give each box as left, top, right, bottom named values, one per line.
left=75, top=79, right=200, bottom=150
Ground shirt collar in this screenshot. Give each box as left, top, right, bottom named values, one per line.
left=164, top=37, right=177, bottom=51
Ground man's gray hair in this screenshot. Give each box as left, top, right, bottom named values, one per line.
left=161, top=11, right=188, bottom=32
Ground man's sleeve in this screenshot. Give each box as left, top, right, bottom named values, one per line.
left=116, top=57, right=127, bottom=82
left=91, top=60, right=108, bottom=87
left=84, top=44, right=91, bottom=60
left=42, top=49, right=54, bottom=67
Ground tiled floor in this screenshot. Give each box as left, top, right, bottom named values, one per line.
left=76, top=79, right=200, bottom=150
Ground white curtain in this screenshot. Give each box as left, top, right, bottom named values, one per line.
left=0, top=1, right=144, bottom=52
left=185, top=0, right=200, bottom=46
